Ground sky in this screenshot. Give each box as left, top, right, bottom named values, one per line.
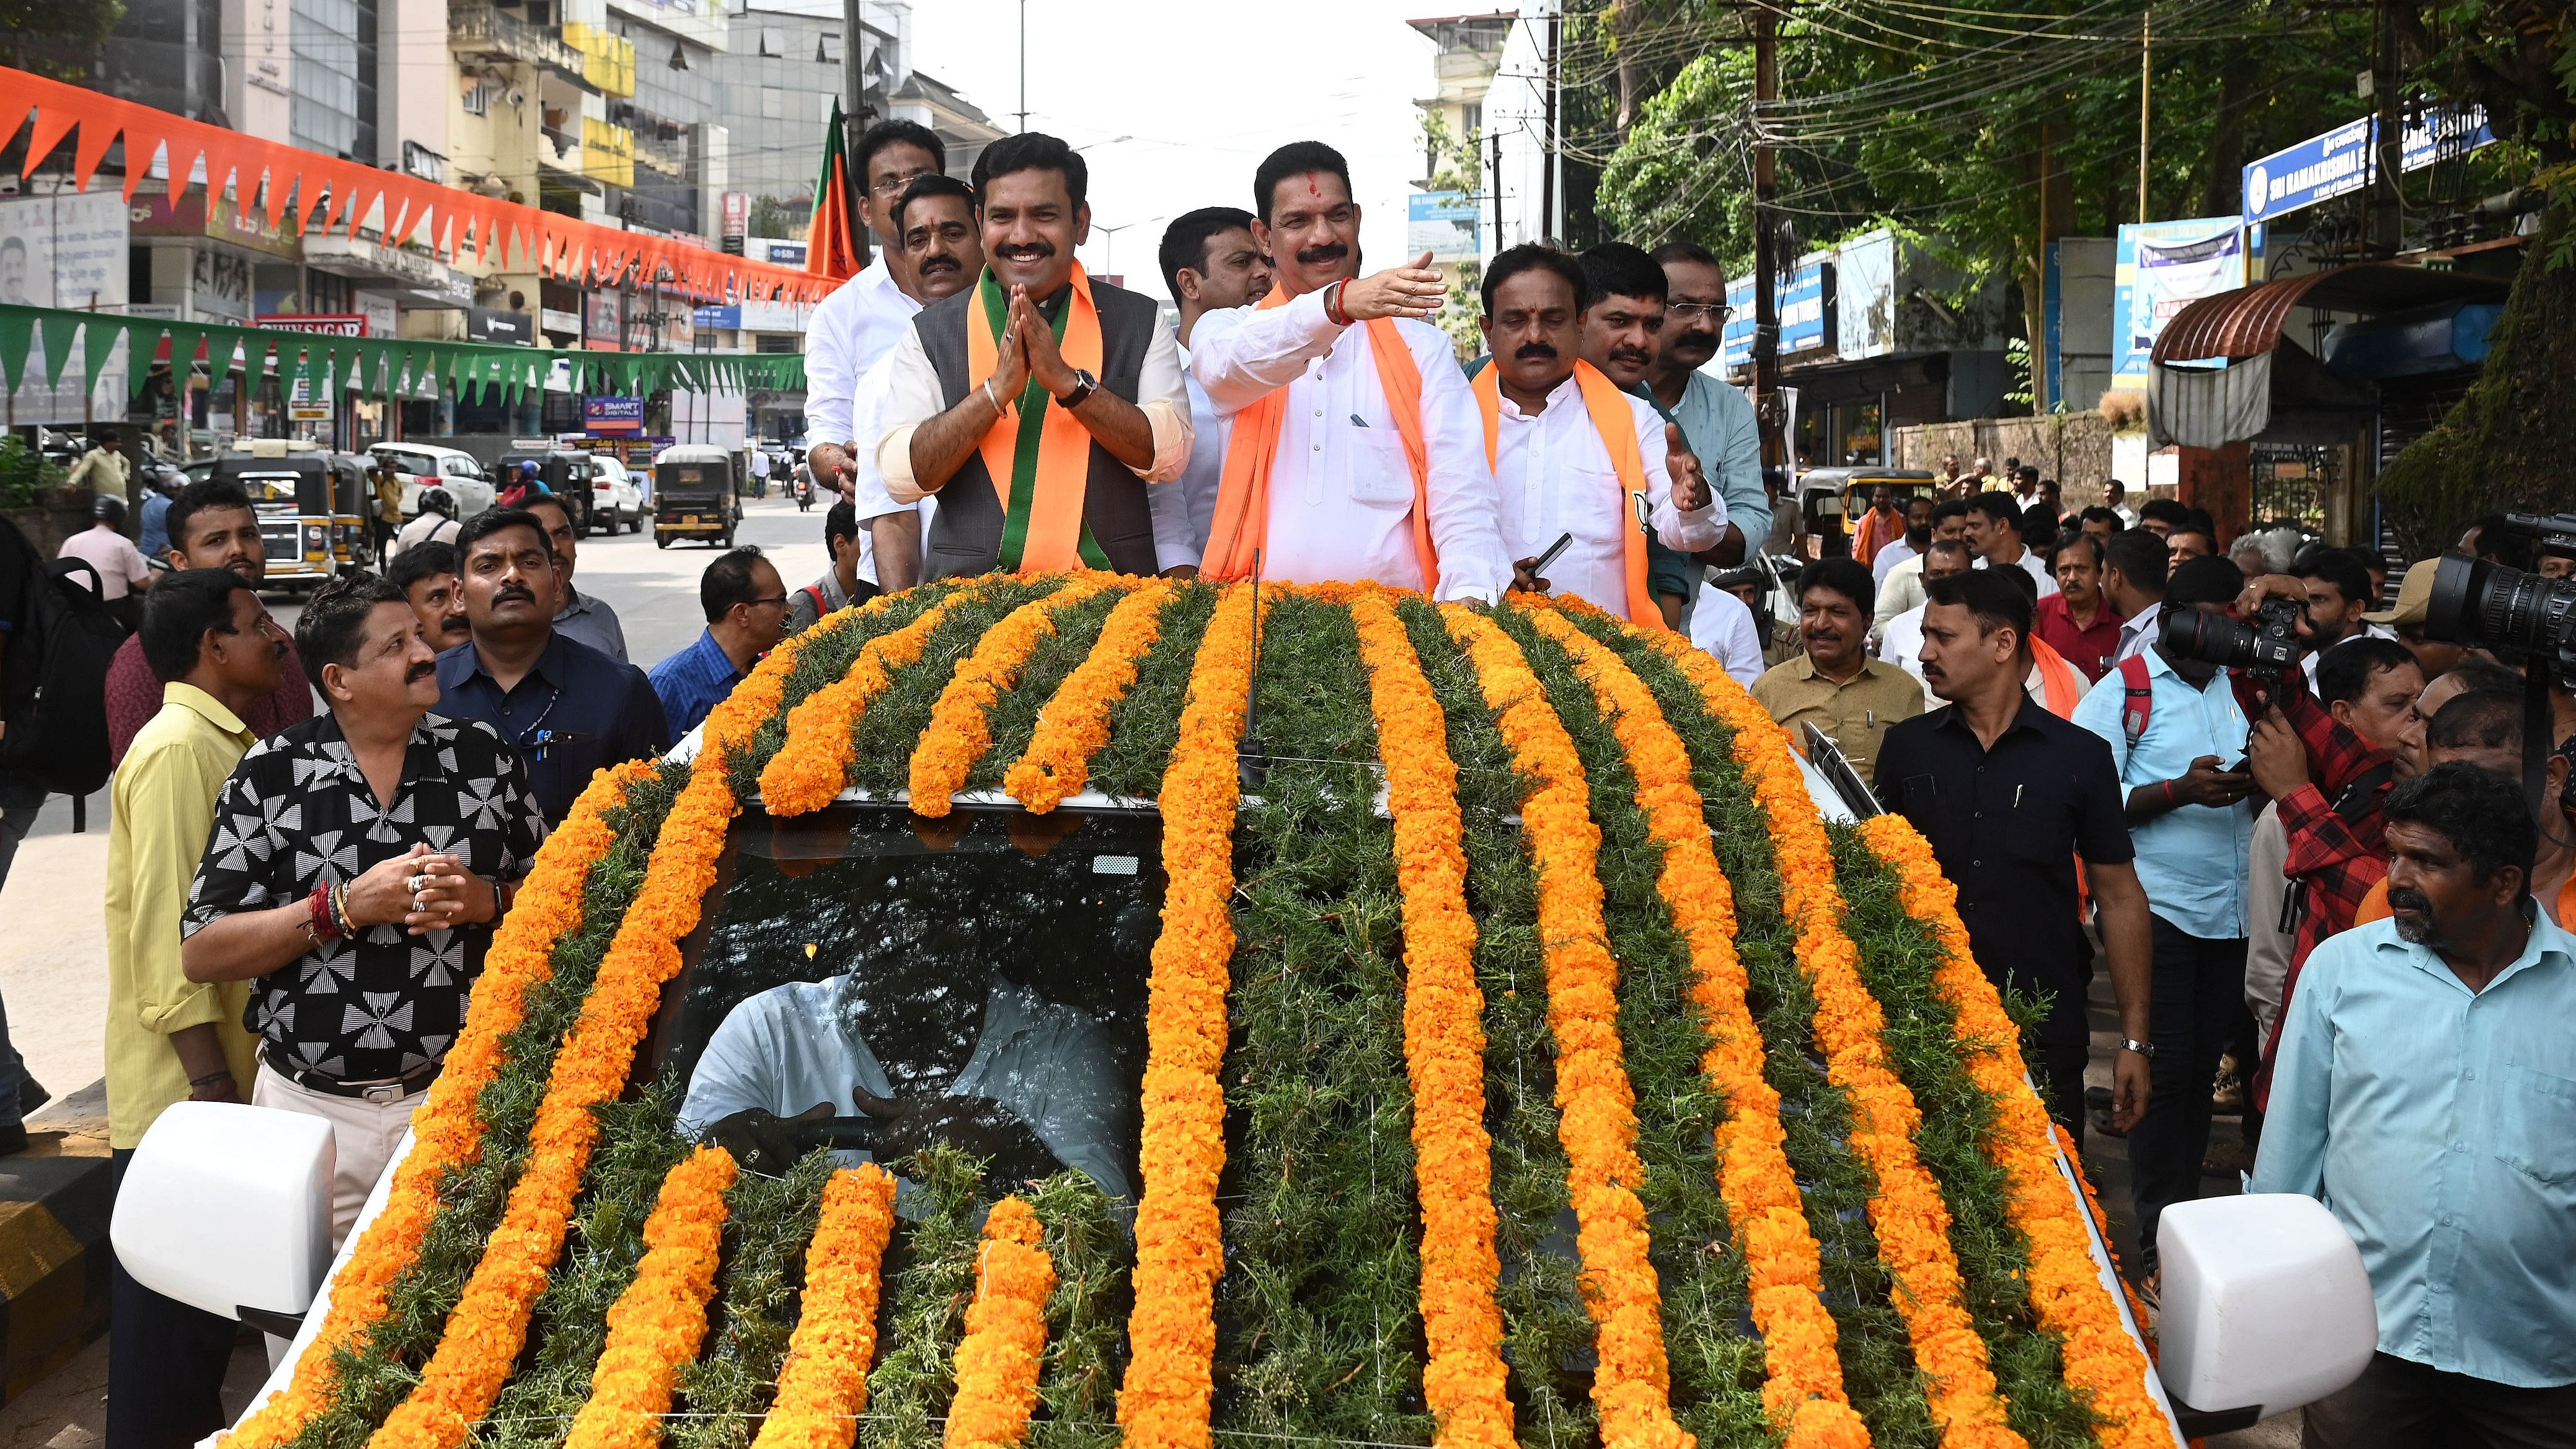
left=893, top=0, right=1446, bottom=303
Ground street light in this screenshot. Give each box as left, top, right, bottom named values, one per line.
left=1091, top=221, right=1144, bottom=281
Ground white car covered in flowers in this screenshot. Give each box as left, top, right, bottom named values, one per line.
left=120, top=578, right=2373, bottom=1449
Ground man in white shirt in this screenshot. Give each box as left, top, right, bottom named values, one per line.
left=60, top=494, right=154, bottom=609
left=1871, top=494, right=1934, bottom=588
left=877, top=134, right=1191, bottom=578
left=1473, top=245, right=1717, bottom=621
left=2102, top=478, right=2140, bottom=529
left=804, top=120, right=946, bottom=499
left=848, top=175, right=987, bottom=592
left=2104, top=526, right=2171, bottom=667
left=1191, top=141, right=1510, bottom=601
left=1151, top=208, right=1275, bottom=577
left=1876, top=538, right=1973, bottom=699
left=1874, top=496, right=1971, bottom=636
left=1963, top=492, right=2057, bottom=599
left=1689, top=576, right=1767, bottom=687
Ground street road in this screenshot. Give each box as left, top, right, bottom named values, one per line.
left=0, top=489, right=838, bottom=1103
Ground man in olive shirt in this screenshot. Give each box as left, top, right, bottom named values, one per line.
left=1751, top=556, right=1922, bottom=785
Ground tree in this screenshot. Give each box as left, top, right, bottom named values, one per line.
left=4, top=0, right=125, bottom=80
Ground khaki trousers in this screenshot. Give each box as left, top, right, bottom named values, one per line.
left=252, top=1062, right=428, bottom=1249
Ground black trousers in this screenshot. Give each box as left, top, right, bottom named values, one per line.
left=2304, top=1352, right=2576, bottom=1449
left=108, top=1148, right=239, bottom=1449
left=2037, top=1038, right=2089, bottom=1159
left=2127, top=915, right=2246, bottom=1270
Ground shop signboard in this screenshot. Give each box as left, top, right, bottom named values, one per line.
left=2112, top=218, right=2248, bottom=387
left=1405, top=192, right=1480, bottom=264
left=585, top=289, right=624, bottom=350
left=584, top=396, right=647, bottom=435
left=2241, top=107, right=2495, bottom=226
left=1718, top=257, right=1833, bottom=369
left=259, top=313, right=370, bottom=336
left=463, top=307, right=534, bottom=344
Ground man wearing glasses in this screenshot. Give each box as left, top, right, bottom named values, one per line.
left=1648, top=242, right=1767, bottom=569
left=651, top=547, right=793, bottom=739
left=804, top=121, right=948, bottom=502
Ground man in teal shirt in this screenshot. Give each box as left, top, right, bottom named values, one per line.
left=1649, top=242, right=1769, bottom=562
left=2255, top=762, right=2576, bottom=1443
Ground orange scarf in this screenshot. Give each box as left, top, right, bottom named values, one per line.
left=964, top=263, right=1107, bottom=573
left=2029, top=636, right=2085, bottom=719
left=1202, top=286, right=1436, bottom=589
left=1469, top=360, right=1662, bottom=629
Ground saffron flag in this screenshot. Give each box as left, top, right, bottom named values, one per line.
left=805, top=97, right=867, bottom=283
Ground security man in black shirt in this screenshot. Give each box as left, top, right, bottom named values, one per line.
left=1874, top=567, right=2156, bottom=1152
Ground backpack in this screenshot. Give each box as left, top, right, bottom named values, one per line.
left=0, top=518, right=129, bottom=798
left=2115, top=652, right=2154, bottom=764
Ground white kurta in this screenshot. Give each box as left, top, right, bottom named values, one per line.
left=805, top=260, right=921, bottom=450
left=1146, top=337, right=1225, bottom=572
left=1188, top=290, right=1510, bottom=602
left=1487, top=374, right=1719, bottom=615
left=875, top=312, right=1194, bottom=502
left=1688, top=579, right=1766, bottom=688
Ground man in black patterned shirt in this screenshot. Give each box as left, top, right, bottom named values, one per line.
left=181, top=575, right=546, bottom=1243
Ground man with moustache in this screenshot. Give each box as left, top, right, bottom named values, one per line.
left=1573, top=241, right=1712, bottom=624
left=1153, top=207, right=1275, bottom=576
left=521, top=493, right=627, bottom=662
left=1472, top=244, right=1718, bottom=624
left=805, top=120, right=949, bottom=499
left=650, top=547, right=792, bottom=738
left=1875, top=496, right=1973, bottom=635
left=1753, top=556, right=1922, bottom=786
left=1850, top=484, right=1905, bottom=568
left=1190, top=141, right=1510, bottom=600
left=105, top=479, right=315, bottom=766
left=388, top=542, right=471, bottom=651
left=849, top=174, right=987, bottom=592
left=102, top=570, right=288, bottom=1449
left=1873, top=567, right=2154, bottom=1149
left=2255, top=763, right=2576, bottom=1448
left=1964, top=492, right=2058, bottom=599
left=182, top=574, right=546, bottom=1248
left=877, top=133, right=1190, bottom=579
left=430, top=509, right=668, bottom=825
left=1872, top=494, right=1935, bottom=589
left=1649, top=242, right=1766, bottom=566
left=1875, top=536, right=1973, bottom=689
left=2034, top=532, right=2121, bottom=681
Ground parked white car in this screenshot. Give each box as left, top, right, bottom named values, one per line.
left=370, top=443, right=496, bottom=520
left=587, top=455, right=646, bottom=534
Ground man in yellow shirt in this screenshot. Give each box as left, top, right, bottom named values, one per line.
left=1752, top=556, right=1923, bottom=786
left=104, top=567, right=287, bottom=1449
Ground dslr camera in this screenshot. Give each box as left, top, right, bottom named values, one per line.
left=2159, top=595, right=2304, bottom=678
left=2428, top=513, right=2576, bottom=677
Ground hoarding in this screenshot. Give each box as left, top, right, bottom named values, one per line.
left=2112, top=218, right=2249, bottom=387
left=1406, top=191, right=1480, bottom=264
left=2240, top=106, right=2495, bottom=225
left=584, top=396, right=647, bottom=434
left=1719, top=257, right=1833, bottom=369
left=258, top=313, right=370, bottom=336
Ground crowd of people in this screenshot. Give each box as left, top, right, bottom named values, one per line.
left=0, top=115, right=2564, bottom=1449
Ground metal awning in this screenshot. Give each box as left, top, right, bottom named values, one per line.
left=2152, top=262, right=2511, bottom=365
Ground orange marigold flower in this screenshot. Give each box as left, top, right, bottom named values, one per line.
left=1113, top=583, right=1267, bottom=1449
left=1440, top=603, right=1692, bottom=1449
left=942, top=1197, right=1057, bottom=1449
left=1518, top=605, right=1864, bottom=1447
left=762, top=582, right=985, bottom=816
left=561, top=1146, right=738, bottom=1449
left=1003, top=580, right=1175, bottom=813
left=1348, top=590, right=1513, bottom=1449
left=753, top=1165, right=901, bottom=1449
left=910, top=574, right=1122, bottom=815
left=219, top=758, right=651, bottom=1449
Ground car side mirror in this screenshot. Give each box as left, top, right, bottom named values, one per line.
left=2156, top=1194, right=2377, bottom=1429
left=110, top=1102, right=336, bottom=1329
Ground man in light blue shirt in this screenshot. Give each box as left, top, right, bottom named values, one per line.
left=1648, top=244, right=1769, bottom=562
left=2069, top=554, right=2258, bottom=1277
left=2255, top=763, right=2576, bottom=1443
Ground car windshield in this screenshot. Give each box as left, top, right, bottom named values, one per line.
left=377, top=450, right=442, bottom=477
left=659, top=804, right=1164, bottom=1200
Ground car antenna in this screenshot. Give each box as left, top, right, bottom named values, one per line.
left=1239, top=548, right=1268, bottom=792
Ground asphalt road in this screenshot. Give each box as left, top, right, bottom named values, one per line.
left=0, top=489, right=836, bottom=1103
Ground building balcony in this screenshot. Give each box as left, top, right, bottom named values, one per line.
left=451, top=3, right=587, bottom=79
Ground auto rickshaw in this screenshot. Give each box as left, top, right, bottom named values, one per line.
left=1791, top=466, right=1939, bottom=560
left=209, top=438, right=370, bottom=590
left=652, top=443, right=741, bottom=548
left=495, top=441, right=597, bottom=534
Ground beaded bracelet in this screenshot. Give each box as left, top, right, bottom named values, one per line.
left=306, top=882, right=343, bottom=943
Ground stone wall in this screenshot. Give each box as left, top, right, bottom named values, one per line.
left=1892, top=413, right=2120, bottom=490
left=2, top=502, right=95, bottom=560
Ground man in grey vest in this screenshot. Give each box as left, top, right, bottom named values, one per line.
left=874, top=132, right=1191, bottom=577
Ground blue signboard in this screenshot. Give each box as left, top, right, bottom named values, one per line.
left=2112, top=218, right=2250, bottom=385
left=1404, top=191, right=1480, bottom=263
left=2241, top=107, right=2494, bottom=226
left=1718, top=260, right=1832, bottom=369
left=693, top=304, right=741, bottom=330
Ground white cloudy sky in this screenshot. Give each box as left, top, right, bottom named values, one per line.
left=896, top=0, right=1444, bottom=301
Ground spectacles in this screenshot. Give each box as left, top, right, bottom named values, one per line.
left=1665, top=301, right=1729, bottom=321
left=748, top=595, right=790, bottom=609
left=870, top=169, right=934, bottom=198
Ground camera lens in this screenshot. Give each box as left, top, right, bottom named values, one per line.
left=2428, top=554, right=2576, bottom=660
left=2158, top=606, right=2256, bottom=667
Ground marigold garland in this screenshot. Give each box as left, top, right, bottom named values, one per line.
left=1595, top=603, right=2025, bottom=1449
left=763, top=580, right=980, bottom=815
left=1439, top=603, right=1691, bottom=1449
left=1860, top=817, right=2169, bottom=1449
left=1113, top=583, right=1266, bottom=1449
left=1347, top=590, right=1514, bottom=1449
left=1517, top=605, right=1870, bottom=1449
left=362, top=631, right=803, bottom=1449
left=749, top=1164, right=902, bottom=1449
left=942, top=1197, right=1058, bottom=1449
left=560, top=1146, right=739, bottom=1449
left=909, top=574, right=1122, bottom=815
left=1002, top=580, right=1175, bottom=813
left=218, top=757, right=653, bottom=1449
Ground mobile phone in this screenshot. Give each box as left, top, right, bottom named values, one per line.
left=1529, top=531, right=1575, bottom=577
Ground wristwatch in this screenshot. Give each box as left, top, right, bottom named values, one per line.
left=2118, top=1037, right=2156, bottom=1058
left=1055, top=368, right=1097, bottom=409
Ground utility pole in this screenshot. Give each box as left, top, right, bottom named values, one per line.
left=844, top=0, right=871, bottom=263
left=1541, top=1, right=1560, bottom=241
left=2136, top=9, right=2151, bottom=223
left=1017, top=0, right=1029, bottom=133
left=1752, top=0, right=1781, bottom=471
left=1490, top=123, right=1504, bottom=253
left=2368, top=0, right=2402, bottom=255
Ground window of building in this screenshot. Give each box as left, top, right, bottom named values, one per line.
left=761, top=87, right=784, bottom=120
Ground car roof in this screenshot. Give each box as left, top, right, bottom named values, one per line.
left=371, top=442, right=479, bottom=461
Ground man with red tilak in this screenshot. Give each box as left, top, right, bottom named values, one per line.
left=1189, top=141, right=1510, bottom=601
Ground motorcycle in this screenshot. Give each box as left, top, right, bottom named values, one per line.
left=792, top=465, right=815, bottom=511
